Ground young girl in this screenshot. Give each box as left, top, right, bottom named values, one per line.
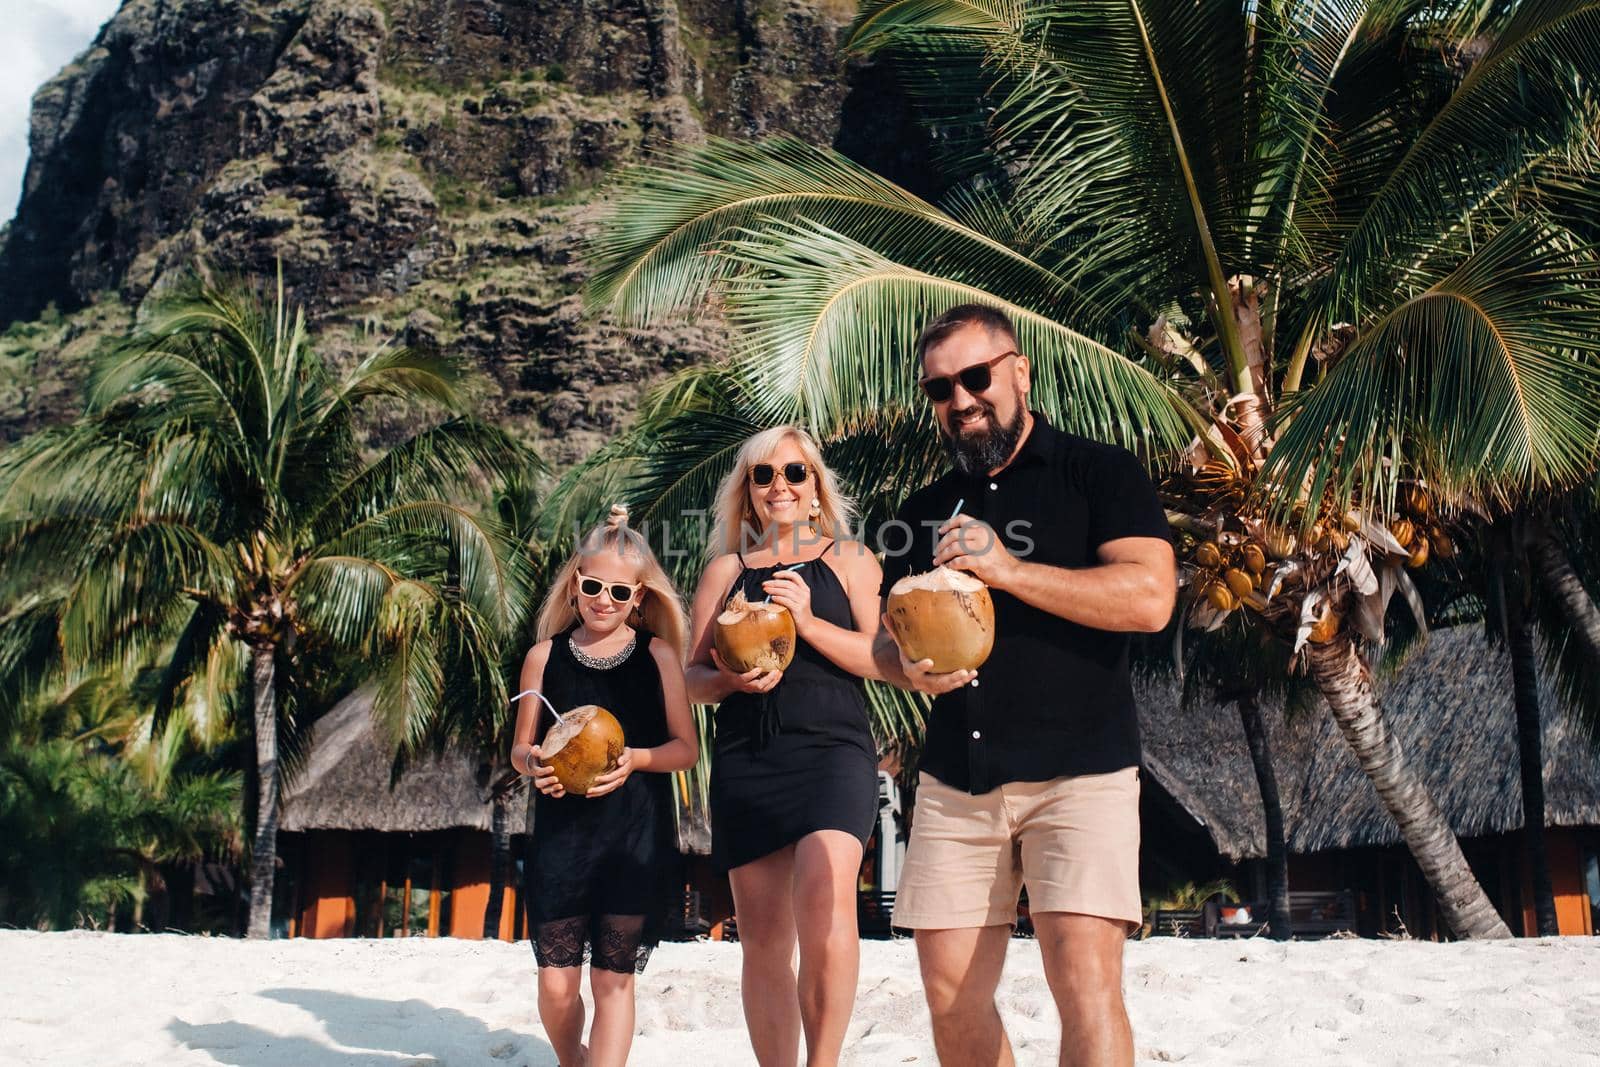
left=512, top=506, right=697, bottom=1067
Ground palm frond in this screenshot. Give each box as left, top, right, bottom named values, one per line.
left=301, top=418, right=536, bottom=544
left=1306, top=0, right=1600, bottom=325
left=1267, top=216, right=1600, bottom=513
left=715, top=217, right=1195, bottom=454
left=321, top=502, right=522, bottom=634
left=320, top=346, right=470, bottom=416
left=848, top=0, right=1023, bottom=48
left=152, top=603, right=227, bottom=735
left=588, top=137, right=1083, bottom=326
left=289, top=555, right=401, bottom=652
left=370, top=581, right=447, bottom=750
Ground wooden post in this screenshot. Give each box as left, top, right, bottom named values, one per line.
left=428, top=851, right=442, bottom=938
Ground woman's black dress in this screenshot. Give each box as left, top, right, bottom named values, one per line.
left=710, top=552, right=878, bottom=873
left=525, top=625, right=674, bottom=974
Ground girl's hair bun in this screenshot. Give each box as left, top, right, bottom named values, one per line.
left=605, top=504, right=629, bottom=530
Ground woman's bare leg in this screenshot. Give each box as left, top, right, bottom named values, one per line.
left=792, top=830, right=865, bottom=1067
left=729, top=845, right=801, bottom=1067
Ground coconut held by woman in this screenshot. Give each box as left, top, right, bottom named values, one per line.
left=713, top=588, right=798, bottom=673
left=885, top=564, right=996, bottom=672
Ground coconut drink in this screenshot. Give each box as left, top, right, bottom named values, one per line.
left=714, top=590, right=796, bottom=673
left=886, top=566, right=996, bottom=673
left=541, top=704, right=626, bottom=795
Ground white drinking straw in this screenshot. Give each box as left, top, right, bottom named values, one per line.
left=509, top=687, right=564, bottom=725
left=762, top=562, right=807, bottom=607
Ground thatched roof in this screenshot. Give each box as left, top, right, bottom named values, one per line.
left=279, top=688, right=528, bottom=834
left=1138, top=626, right=1600, bottom=861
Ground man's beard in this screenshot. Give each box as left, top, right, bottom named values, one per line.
left=942, top=397, right=1026, bottom=476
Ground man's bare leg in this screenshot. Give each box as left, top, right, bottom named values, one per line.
left=914, top=924, right=1015, bottom=1066
left=1033, top=912, right=1133, bottom=1067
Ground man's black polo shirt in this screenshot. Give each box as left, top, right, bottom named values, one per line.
left=878, top=413, right=1171, bottom=795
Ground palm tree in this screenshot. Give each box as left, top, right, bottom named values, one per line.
left=0, top=273, right=528, bottom=937
left=1481, top=495, right=1600, bottom=936
left=584, top=1, right=1600, bottom=938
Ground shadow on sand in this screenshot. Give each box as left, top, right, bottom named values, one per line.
left=166, top=987, right=557, bottom=1067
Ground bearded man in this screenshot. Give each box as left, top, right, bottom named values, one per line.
left=874, top=304, right=1176, bottom=1067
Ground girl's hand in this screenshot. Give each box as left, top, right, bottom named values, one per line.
left=762, top=570, right=814, bottom=634
left=529, top=747, right=566, bottom=798
left=710, top=647, right=782, bottom=694
left=584, top=748, right=634, bottom=798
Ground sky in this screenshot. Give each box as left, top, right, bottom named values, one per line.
left=1, top=0, right=123, bottom=224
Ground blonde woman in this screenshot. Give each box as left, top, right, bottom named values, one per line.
left=686, top=427, right=886, bottom=1067
left=511, top=506, right=698, bottom=1067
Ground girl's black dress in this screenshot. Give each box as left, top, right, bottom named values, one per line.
left=710, top=551, right=878, bottom=873
left=525, top=625, right=673, bottom=974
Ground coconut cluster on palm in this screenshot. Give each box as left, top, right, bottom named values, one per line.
left=1168, top=456, right=1461, bottom=654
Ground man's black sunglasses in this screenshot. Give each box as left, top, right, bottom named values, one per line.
left=750, top=462, right=810, bottom=487
left=918, top=351, right=1019, bottom=403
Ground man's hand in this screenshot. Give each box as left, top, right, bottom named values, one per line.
left=934, top=515, right=1019, bottom=589
left=883, top=612, right=977, bottom=695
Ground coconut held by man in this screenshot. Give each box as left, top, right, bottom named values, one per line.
left=886, top=565, right=996, bottom=673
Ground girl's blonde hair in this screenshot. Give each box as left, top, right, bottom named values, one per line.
left=709, top=425, right=857, bottom=558
left=535, top=505, right=690, bottom=656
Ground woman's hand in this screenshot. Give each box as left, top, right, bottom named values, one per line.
left=762, top=570, right=815, bottom=635
left=710, top=647, right=782, bottom=694
left=529, top=746, right=566, bottom=798
left=584, top=748, right=634, bottom=798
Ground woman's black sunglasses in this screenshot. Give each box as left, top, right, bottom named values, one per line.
left=750, top=462, right=810, bottom=487
left=576, top=573, right=639, bottom=603
left=918, top=351, right=1018, bottom=403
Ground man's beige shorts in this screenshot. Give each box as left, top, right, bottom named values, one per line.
left=892, top=768, right=1142, bottom=930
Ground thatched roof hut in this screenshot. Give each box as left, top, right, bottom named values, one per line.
left=1137, top=626, right=1600, bottom=862
left=279, top=688, right=528, bottom=835
left=281, top=628, right=1599, bottom=866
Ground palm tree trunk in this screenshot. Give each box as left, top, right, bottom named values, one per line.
left=1504, top=564, right=1558, bottom=936
left=1305, top=636, right=1511, bottom=939
left=1236, top=694, right=1292, bottom=939
left=246, top=646, right=279, bottom=940
left=1526, top=520, right=1600, bottom=670
left=483, top=791, right=511, bottom=939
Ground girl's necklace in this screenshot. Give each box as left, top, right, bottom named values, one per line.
left=569, top=630, right=636, bottom=671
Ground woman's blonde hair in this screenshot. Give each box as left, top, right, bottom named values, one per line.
left=709, top=425, right=857, bottom=558
left=535, top=505, right=690, bottom=656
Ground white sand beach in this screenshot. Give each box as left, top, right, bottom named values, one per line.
left=4, top=932, right=1599, bottom=1066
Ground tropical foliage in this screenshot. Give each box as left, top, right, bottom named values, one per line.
left=583, top=0, right=1600, bottom=938
left=0, top=665, right=241, bottom=932
left=0, top=272, right=533, bottom=937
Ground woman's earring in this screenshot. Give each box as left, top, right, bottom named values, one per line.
left=811, top=497, right=821, bottom=516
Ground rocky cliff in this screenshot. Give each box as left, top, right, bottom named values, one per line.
left=0, top=0, right=931, bottom=461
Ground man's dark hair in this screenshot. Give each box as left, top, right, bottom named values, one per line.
left=915, top=303, right=1018, bottom=367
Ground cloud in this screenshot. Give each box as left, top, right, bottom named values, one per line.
left=1, top=0, right=123, bottom=223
